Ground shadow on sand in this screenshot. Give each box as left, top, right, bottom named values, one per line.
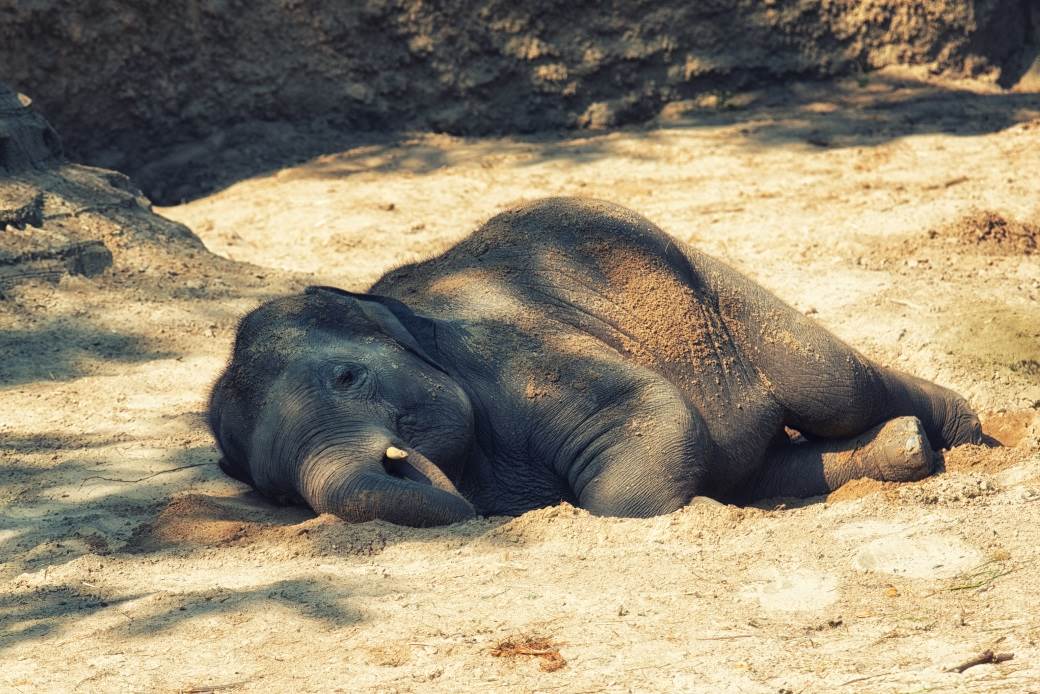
left=135, top=72, right=1040, bottom=205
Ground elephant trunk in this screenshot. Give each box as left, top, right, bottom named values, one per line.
left=295, top=438, right=476, bottom=527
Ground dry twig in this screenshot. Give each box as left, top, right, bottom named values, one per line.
left=840, top=672, right=890, bottom=686
left=946, top=560, right=1016, bottom=592
left=491, top=636, right=566, bottom=672
left=180, top=679, right=252, bottom=693
left=946, top=650, right=1014, bottom=673
left=79, top=463, right=209, bottom=487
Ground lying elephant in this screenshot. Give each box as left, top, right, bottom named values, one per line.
left=208, top=198, right=982, bottom=526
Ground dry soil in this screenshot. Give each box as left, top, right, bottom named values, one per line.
left=2, top=67, right=1040, bottom=693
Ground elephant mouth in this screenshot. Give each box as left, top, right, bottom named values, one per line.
left=292, top=438, right=475, bottom=527
left=381, top=444, right=460, bottom=494
left=384, top=456, right=431, bottom=484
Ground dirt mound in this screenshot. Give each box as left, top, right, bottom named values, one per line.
left=2, top=1, right=1036, bottom=203
left=130, top=493, right=414, bottom=556
left=826, top=477, right=897, bottom=503
left=943, top=444, right=1028, bottom=475
left=982, top=410, right=1040, bottom=448
left=852, top=207, right=1040, bottom=275
left=0, top=80, right=220, bottom=292
left=931, top=209, right=1039, bottom=255
left=131, top=494, right=268, bottom=549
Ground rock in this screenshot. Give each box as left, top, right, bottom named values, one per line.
left=0, top=235, right=113, bottom=289
left=0, top=80, right=206, bottom=290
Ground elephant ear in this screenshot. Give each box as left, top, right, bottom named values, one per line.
left=207, top=371, right=258, bottom=487
left=304, top=286, right=446, bottom=373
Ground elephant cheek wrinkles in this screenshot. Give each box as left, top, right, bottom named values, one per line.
left=256, top=385, right=382, bottom=492
left=251, top=386, right=316, bottom=490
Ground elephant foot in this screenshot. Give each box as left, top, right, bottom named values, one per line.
left=861, top=416, right=934, bottom=483
left=750, top=416, right=936, bottom=501
left=811, top=415, right=934, bottom=489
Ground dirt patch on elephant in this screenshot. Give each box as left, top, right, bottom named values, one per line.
left=585, top=240, right=715, bottom=368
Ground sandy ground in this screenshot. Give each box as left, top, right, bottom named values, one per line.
left=2, top=68, right=1040, bottom=692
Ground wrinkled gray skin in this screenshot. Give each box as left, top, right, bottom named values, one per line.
left=209, top=198, right=982, bottom=526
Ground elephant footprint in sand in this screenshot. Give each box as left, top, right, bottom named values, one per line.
left=208, top=198, right=982, bottom=526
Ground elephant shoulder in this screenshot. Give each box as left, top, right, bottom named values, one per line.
left=381, top=197, right=673, bottom=277
left=369, top=196, right=704, bottom=316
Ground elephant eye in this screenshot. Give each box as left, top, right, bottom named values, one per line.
left=332, top=365, right=360, bottom=389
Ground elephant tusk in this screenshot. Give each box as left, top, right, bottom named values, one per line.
left=385, top=446, right=409, bottom=460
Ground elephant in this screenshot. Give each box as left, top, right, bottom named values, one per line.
left=208, top=197, right=983, bottom=526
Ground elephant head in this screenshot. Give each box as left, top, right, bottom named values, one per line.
left=208, top=286, right=477, bottom=526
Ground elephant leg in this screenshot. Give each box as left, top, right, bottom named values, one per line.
left=687, top=251, right=982, bottom=449
left=873, top=368, right=983, bottom=449
left=755, top=309, right=982, bottom=449
left=772, top=346, right=981, bottom=450
left=564, top=381, right=716, bottom=518
left=744, top=416, right=934, bottom=501
left=769, top=346, right=982, bottom=450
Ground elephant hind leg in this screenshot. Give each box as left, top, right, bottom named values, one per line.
left=877, top=369, right=983, bottom=449
left=744, top=416, right=934, bottom=501
left=685, top=250, right=980, bottom=450
left=685, top=248, right=981, bottom=449
left=743, top=310, right=981, bottom=449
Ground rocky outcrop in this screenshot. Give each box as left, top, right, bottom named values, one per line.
left=0, top=82, right=203, bottom=290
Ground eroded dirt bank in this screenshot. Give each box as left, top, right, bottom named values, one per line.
left=2, top=0, right=1037, bottom=204
left=2, top=69, right=1040, bottom=692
